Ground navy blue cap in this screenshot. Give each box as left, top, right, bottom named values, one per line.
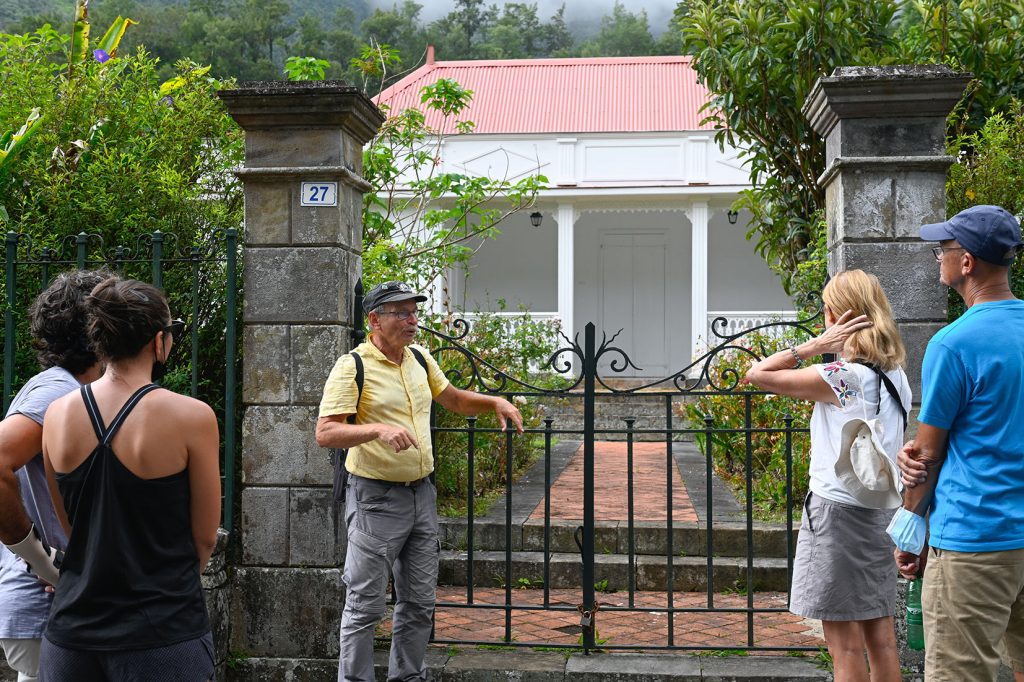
left=362, top=280, right=427, bottom=313
left=920, top=205, right=1023, bottom=266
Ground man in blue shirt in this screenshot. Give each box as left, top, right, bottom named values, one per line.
left=891, top=205, right=1024, bottom=681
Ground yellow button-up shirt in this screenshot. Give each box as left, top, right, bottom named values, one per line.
left=318, top=337, right=449, bottom=482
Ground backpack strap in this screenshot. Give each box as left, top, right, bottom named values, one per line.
left=409, top=346, right=429, bottom=375
left=349, top=351, right=364, bottom=424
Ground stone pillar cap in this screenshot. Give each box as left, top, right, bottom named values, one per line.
left=803, top=65, right=972, bottom=137
left=218, top=80, right=385, bottom=145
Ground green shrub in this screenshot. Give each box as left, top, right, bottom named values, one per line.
left=682, top=330, right=818, bottom=521
left=418, top=306, right=565, bottom=515
left=947, top=101, right=1024, bottom=319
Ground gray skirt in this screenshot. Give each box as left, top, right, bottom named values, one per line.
left=789, top=492, right=898, bottom=621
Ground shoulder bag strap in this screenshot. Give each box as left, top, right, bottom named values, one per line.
left=862, top=362, right=908, bottom=430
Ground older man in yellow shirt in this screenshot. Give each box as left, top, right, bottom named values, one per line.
left=316, top=280, right=523, bottom=682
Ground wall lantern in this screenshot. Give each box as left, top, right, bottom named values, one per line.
left=727, top=210, right=739, bottom=225
left=530, top=211, right=543, bottom=227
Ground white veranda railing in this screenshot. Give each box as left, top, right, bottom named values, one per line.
left=705, top=310, right=801, bottom=344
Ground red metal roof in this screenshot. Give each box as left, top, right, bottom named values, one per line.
left=374, top=55, right=714, bottom=135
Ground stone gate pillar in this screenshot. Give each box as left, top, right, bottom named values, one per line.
left=803, top=65, right=970, bottom=395
left=219, top=81, right=384, bottom=676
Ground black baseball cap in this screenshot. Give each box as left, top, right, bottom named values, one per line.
left=362, top=280, right=427, bottom=313
left=920, top=205, right=1023, bottom=266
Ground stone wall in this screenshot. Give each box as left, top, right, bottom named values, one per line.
left=218, top=81, right=384, bottom=673
left=803, top=64, right=971, bottom=674
left=803, top=65, right=971, bottom=398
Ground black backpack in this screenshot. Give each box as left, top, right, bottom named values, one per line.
left=330, top=347, right=430, bottom=508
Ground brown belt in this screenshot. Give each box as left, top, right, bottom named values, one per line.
left=354, top=474, right=430, bottom=488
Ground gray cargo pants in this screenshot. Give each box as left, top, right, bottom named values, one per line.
left=338, top=475, right=439, bottom=682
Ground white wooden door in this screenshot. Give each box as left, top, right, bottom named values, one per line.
left=599, top=232, right=668, bottom=376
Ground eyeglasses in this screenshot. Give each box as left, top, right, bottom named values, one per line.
left=163, top=319, right=186, bottom=342
left=376, top=309, right=419, bottom=321
left=932, top=246, right=966, bottom=261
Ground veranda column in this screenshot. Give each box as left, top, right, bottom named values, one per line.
left=803, top=65, right=970, bottom=395
left=219, top=81, right=384, bottom=675
left=556, top=203, right=577, bottom=340
left=689, top=201, right=709, bottom=357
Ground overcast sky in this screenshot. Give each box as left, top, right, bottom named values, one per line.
left=370, top=0, right=678, bottom=36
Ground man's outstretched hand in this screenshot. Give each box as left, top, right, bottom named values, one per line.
left=494, top=398, right=524, bottom=434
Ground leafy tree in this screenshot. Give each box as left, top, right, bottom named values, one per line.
left=0, top=18, right=242, bottom=246
left=578, top=1, right=655, bottom=57
left=896, top=0, right=1024, bottom=131
left=678, top=0, right=1024, bottom=298
left=679, top=0, right=901, bottom=294
left=479, top=3, right=543, bottom=59
left=362, top=78, right=546, bottom=308
left=359, top=0, right=426, bottom=66
left=540, top=4, right=574, bottom=56
left=946, top=101, right=1024, bottom=317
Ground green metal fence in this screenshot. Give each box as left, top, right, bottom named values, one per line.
left=2, top=229, right=240, bottom=533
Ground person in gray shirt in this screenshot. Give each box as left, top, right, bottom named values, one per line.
left=0, top=270, right=106, bottom=682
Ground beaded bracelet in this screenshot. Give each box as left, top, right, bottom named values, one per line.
left=787, top=346, right=803, bottom=368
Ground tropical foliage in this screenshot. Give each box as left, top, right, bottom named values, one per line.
left=946, top=101, right=1024, bottom=317
left=0, top=4, right=243, bottom=437
left=678, top=0, right=1024, bottom=297
left=682, top=330, right=818, bottom=520
left=2, top=0, right=677, bottom=87
left=0, top=4, right=243, bottom=244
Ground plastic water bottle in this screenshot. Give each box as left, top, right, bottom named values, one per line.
left=907, top=578, right=924, bottom=650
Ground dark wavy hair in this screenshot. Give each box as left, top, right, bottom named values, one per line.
left=85, top=277, right=171, bottom=362
left=29, top=269, right=110, bottom=375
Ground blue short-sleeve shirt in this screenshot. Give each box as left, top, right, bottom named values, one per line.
left=0, top=366, right=79, bottom=639
left=918, top=299, right=1024, bottom=552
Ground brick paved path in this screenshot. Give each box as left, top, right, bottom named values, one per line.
left=429, top=440, right=824, bottom=652
left=431, top=587, right=821, bottom=651
left=529, top=442, right=698, bottom=522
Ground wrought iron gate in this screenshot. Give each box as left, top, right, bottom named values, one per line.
left=399, top=296, right=824, bottom=654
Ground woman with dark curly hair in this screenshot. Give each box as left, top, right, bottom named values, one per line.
left=37, top=276, right=220, bottom=681
left=1, top=270, right=107, bottom=682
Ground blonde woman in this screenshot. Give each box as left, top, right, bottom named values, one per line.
left=746, top=270, right=911, bottom=682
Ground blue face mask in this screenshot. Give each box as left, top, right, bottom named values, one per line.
left=886, top=507, right=927, bottom=555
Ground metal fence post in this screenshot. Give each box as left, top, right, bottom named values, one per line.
left=581, top=322, right=596, bottom=651
left=223, top=228, right=238, bottom=534
left=189, top=246, right=201, bottom=397
left=3, top=232, right=19, bottom=413
left=75, top=232, right=88, bottom=269
left=151, top=231, right=164, bottom=289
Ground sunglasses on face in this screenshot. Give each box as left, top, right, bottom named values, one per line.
left=163, top=319, right=186, bottom=343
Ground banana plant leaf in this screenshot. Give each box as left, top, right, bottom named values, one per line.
left=68, top=0, right=90, bottom=77
left=96, top=16, right=137, bottom=58
left=0, top=109, right=43, bottom=171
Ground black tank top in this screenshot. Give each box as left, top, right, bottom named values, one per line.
left=46, top=384, right=210, bottom=650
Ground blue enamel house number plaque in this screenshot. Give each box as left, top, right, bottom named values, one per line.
left=300, top=182, right=338, bottom=207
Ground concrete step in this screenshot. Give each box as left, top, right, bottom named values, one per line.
left=228, top=650, right=833, bottom=681
left=440, top=519, right=799, bottom=558
left=439, top=550, right=791, bottom=592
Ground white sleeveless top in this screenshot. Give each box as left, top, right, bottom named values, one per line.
left=808, top=359, right=912, bottom=508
